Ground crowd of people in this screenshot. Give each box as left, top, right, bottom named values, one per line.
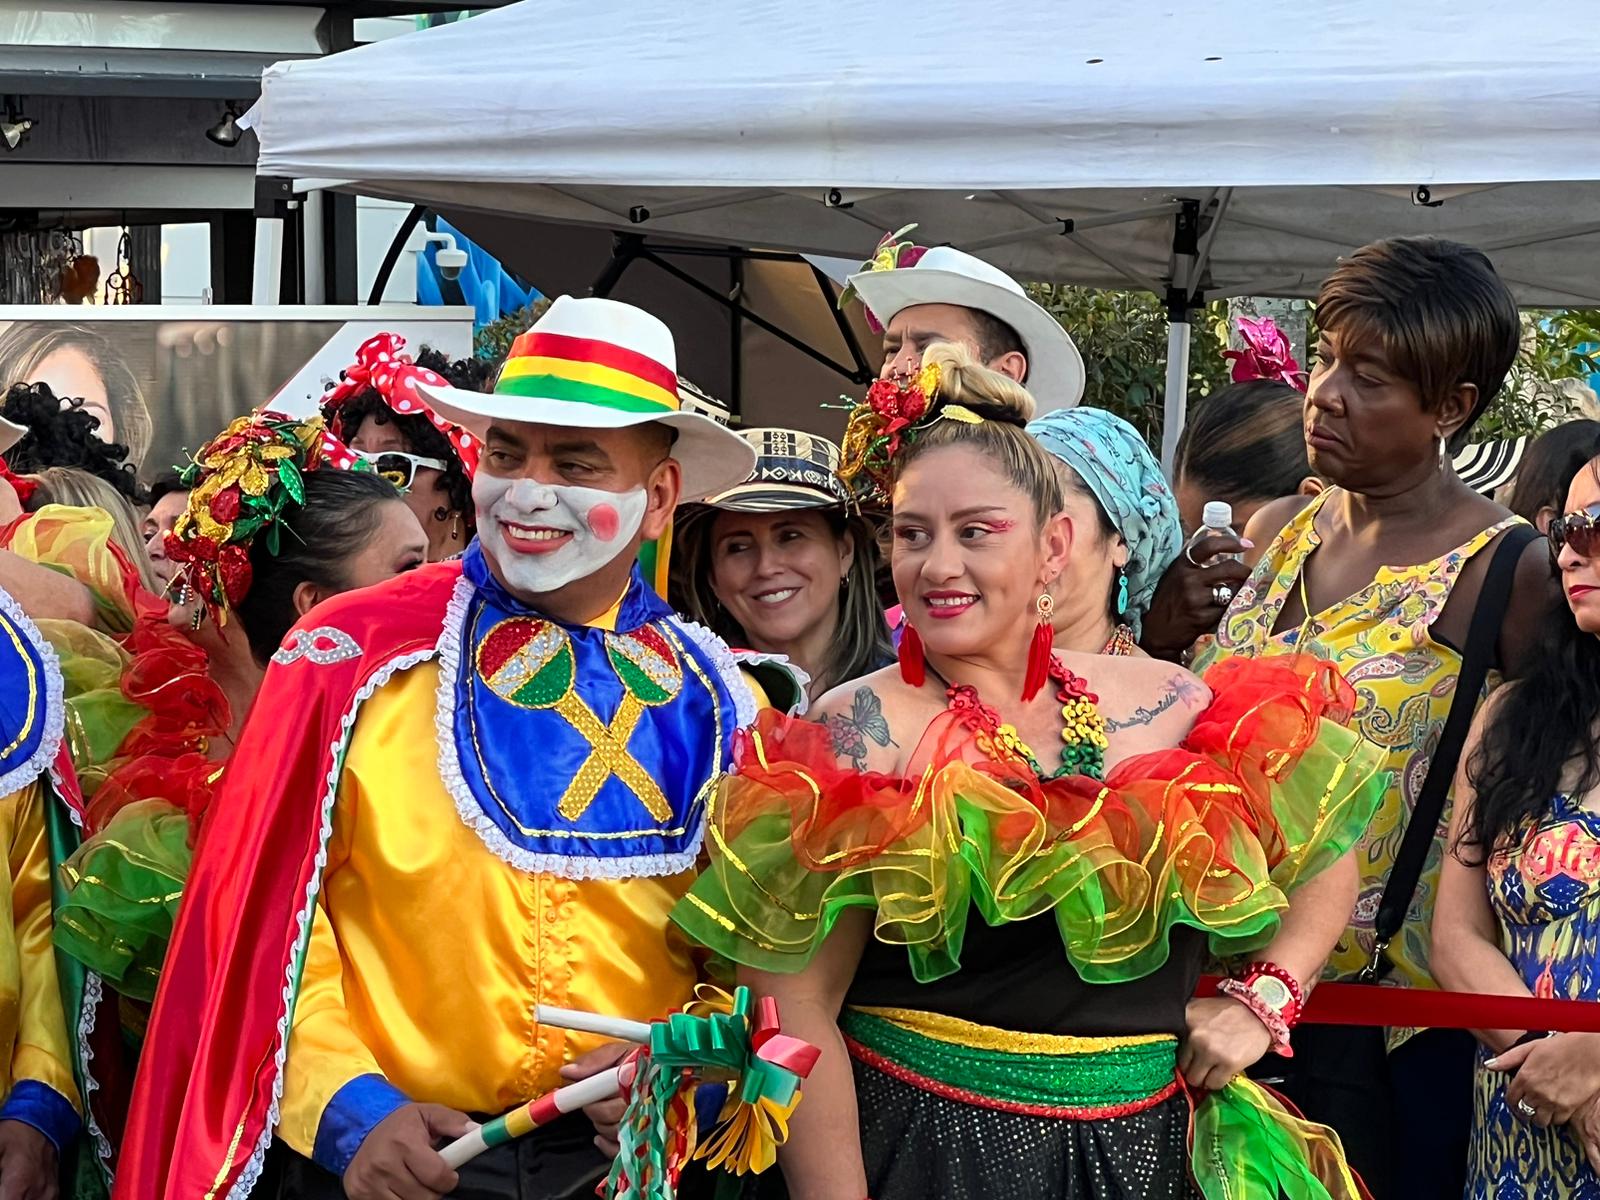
left=0, top=230, right=1597, bottom=1200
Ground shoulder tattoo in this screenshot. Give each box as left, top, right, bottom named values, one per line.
left=1105, top=674, right=1208, bottom=733
left=823, top=686, right=899, bottom=770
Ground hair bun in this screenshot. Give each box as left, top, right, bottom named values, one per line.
left=921, top=342, right=1037, bottom=424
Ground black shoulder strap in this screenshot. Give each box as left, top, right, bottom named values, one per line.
left=1360, top=522, right=1539, bottom=982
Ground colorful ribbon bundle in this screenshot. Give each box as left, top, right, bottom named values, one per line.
left=437, top=986, right=818, bottom=1199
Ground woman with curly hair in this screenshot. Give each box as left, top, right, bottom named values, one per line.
left=0, top=382, right=155, bottom=628
left=322, top=334, right=488, bottom=560
left=0, top=322, right=153, bottom=470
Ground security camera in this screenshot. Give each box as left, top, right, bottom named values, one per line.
left=1412, top=185, right=1443, bottom=208
left=420, top=230, right=468, bottom=280
left=435, top=246, right=468, bottom=279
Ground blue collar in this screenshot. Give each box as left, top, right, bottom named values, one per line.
left=441, top=543, right=740, bottom=880
left=460, top=541, right=671, bottom=634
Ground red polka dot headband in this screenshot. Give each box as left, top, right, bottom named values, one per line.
left=323, top=332, right=481, bottom=474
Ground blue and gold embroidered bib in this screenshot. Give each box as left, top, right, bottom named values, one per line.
left=0, top=586, right=65, bottom=799
left=438, top=545, right=744, bottom=879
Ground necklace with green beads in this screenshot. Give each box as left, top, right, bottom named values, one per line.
left=937, top=655, right=1109, bottom=781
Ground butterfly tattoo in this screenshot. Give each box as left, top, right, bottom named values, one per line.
left=824, top=687, right=899, bottom=769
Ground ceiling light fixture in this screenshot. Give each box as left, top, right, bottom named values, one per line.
left=1, top=96, right=31, bottom=151
left=206, top=103, right=244, bottom=148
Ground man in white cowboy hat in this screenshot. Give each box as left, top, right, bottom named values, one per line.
left=845, top=228, right=1086, bottom=414
left=120, top=297, right=763, bottom=1200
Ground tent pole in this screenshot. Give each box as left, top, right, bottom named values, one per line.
left=1161, top=299, right=1192, bottom=476
left=1160, top=201, right=1202, bottom=476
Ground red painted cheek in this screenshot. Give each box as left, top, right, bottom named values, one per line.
left=587, top=503, right=620, bottom=541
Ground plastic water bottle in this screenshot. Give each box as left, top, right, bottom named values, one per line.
left=1184, top=501, right=1242, bottom=567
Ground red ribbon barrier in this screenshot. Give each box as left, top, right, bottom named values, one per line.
left=1197, top=977, right=1600, bottom=1034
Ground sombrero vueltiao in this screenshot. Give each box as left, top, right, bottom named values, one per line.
left=706, top=428, right=850, bottom=512
left=418, top=296, right=756, bottom=502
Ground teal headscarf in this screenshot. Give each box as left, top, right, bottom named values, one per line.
left=1026, top=408, right=1182, bottom=635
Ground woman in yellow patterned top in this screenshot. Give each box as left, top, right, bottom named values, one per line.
left=1196, top=236, right=1556, bottom=1199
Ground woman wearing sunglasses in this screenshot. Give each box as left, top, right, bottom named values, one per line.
left=1434, top=456, right=1600, bottom=1198
left=321, top=333, right=490, bottom=561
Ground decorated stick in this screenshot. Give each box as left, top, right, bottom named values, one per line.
left=535, top=1004, right=652, bottom=1044
left=438, top=1057, right=638, bottom=1169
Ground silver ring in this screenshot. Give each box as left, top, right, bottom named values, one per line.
left=1211, top=584, right=1234, bottom=607
left=1517, top=1099, right=1537, bottom=1119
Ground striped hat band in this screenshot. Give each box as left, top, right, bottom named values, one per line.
left=496, top=331, right=680, bottom=415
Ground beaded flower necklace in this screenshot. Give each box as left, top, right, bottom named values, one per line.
left=940, top=654, right=1109, bottom=781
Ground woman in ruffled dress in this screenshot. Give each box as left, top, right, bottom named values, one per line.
left=673, top=345, right=1387, bottom=1199
left=52, top=412, right=427, bottom=1011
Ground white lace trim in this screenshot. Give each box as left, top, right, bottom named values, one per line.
left=225, top=645, right=435, bottom=1200
left=726, top=648, right=810, bottom=716
left=76, top=971, right=113, bottom=1173
left=0, top=585, right=67, bottom=801
left=433, top=577, right=707, bottom=881
left=669, top=617, right=758, bottom=728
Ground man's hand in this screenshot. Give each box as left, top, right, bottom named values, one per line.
left=1179, top=997, right=1274, bottom=1094
left=343, top=1103, right=468, bottom=1200
left=1492, top=1032, right=1600, bottom=1127
left=1138, top=537, right=1252, bottom=661
left=0, top=1119, right=58, bottom=1200
left=560, top=1042, right=634, bottom=1158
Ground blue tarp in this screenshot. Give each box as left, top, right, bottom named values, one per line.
left=416, top=216, right=540, bottom=329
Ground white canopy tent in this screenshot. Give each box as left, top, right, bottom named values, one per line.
left=246, top=0, right=1600, bottom=461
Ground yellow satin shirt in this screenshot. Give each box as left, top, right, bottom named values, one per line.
left=275, top=620, right=759, bottom=1156
left=0, top=782, right=80, bottom=1116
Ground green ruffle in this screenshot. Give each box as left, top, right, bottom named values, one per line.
left=55, top=800, right=191, bottom=1002
left=675, top=659, right=1388, bottom=987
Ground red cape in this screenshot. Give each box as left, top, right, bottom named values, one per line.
left=115, top=562, right=460, bottom=1199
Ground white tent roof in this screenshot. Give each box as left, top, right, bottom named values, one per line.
left=251, top=0, right=1600, bottom=306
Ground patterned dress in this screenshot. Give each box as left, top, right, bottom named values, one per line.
left=1466, top=796, right=1600, bottom=1199
left=1196, top=488, right=1521, bottom=996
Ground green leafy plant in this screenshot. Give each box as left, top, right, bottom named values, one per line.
left=1028, top=285, right=1599, bottom=445
left=474, top=298, right=551, bottom=365
left=1025, top=284, right=1228, bottom=442
left=1477, top=310, right=1600, bottom=439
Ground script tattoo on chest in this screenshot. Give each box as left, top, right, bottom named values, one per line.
left=825, top=686, right=899, bottom=770
left=1104, top=675, right=1207, bottom=734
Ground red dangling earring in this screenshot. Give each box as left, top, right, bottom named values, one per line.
left=1021, top=592, right=1054, bottom=701
left=898, top=621, right=926, bottom=687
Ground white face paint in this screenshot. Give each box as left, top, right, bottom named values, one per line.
left=473, top=473, right=648, bottom=596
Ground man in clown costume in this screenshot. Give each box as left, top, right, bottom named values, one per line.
left=117, top=298, right=761, bottom=1200
left=0, top=576, right=87, bottom=1198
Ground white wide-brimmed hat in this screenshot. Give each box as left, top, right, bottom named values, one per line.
left=847, top=245, right=1086, bottom=415
left=418, top=296, right=756, bottom=502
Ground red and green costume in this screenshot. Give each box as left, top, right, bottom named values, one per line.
left=674, top=656, right=1387, bottom=1199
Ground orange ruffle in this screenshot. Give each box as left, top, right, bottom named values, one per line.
left=676, top=657, right=1386, bottom=985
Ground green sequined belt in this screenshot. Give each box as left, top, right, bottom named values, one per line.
left=840, top=1006, right=1182, bottom=1119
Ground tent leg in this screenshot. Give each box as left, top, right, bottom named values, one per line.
left=1160, top=308, right=1192, bottom=476
left=252, top=217, right=285, bottom=304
